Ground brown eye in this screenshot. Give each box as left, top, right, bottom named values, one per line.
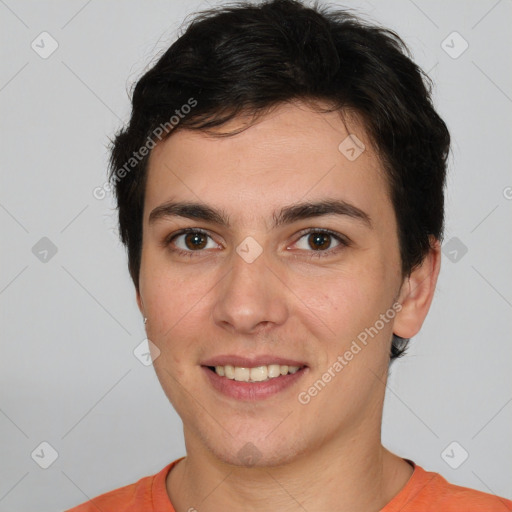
left=184, top=232, right=208, bottom=250
left=307, top=232, right=332, bottom=251
left=292, top=229, right=348, bottom=258
left=168, top=229, right=218, bottom=253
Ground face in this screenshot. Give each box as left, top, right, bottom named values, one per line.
left=138, top=102, right=408, bottom=467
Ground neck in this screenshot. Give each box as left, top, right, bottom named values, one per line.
left=166, top=428, right=413, bottom=512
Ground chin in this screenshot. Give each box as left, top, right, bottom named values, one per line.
left=202, top=431, right=308, bottom=469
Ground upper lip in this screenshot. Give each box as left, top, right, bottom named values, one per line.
left=201, top=355, right=307, bottom=368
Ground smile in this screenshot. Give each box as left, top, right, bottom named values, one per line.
left=202, top=361, right=308, bottom=400
left=210, top=364, right=302, bottom=382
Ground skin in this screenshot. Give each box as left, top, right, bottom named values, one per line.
left=136, top=101, right=441, bottom=511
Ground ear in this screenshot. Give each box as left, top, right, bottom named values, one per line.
left=136, top=288, right=144, bottom=316
left=393, top=236, right=441, bottom=339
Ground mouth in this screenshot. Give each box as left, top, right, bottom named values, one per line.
left=206, top=364, right=303, bottom=382
left=201, top=356, right=308, bottom=400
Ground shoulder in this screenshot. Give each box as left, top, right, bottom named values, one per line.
left=64, top=480, right=142, bottom=512
left=63, top=461, right=179, bottom=512
left=426, top=471, right=512, bottom=512
left=387, top=462, right=512, bottom=512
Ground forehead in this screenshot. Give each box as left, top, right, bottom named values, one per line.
left=144, top=102, right=391, bottom=226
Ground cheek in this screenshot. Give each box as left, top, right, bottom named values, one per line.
left=290, top=264, right=392, bottom=342
left=295, top=271, right=395, bottom=413
left=141, top=248, right=208, bottom=321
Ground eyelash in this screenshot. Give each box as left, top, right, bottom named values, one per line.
left=164, top=227, right=350, bottom=259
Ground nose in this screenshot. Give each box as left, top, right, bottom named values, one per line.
left=212, top=248, right=289, bottom=335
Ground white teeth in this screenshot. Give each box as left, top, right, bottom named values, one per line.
left=250, top=366, right=268, bottom=382
left=268, top=364, right=281, bottom=378
left=234, top=367, right=250, bottom=381
left=224, top=365, right=235, bottom=379
left=213, top=364, right=302, bottom=382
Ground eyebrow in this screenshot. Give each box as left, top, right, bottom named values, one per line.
left=148, top=199, right=372, bottom=229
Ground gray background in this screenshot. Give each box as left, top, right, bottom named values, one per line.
left=1, top=0, right=511, bottom=510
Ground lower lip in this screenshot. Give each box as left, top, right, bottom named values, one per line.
left=202, top=366, right=307, bottom=401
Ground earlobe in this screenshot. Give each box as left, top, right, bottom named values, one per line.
left=136, top=291, right=149, bottom=326
left=393, top=237, right=441, bottom=339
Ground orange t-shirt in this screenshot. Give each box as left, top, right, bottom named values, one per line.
left=65, top=458, right=512, bottom=512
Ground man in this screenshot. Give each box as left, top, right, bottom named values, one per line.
left=67, top=0, right=512, bottom=510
